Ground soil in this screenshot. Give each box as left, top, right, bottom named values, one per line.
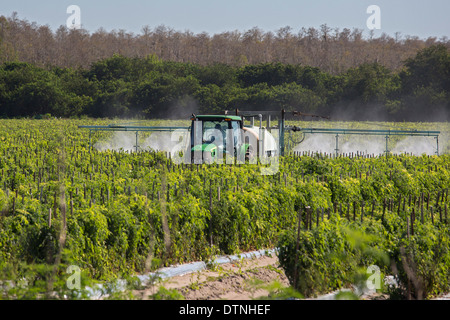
left=133, top=254, right=291, bottom=300
left=130, top=252, right=448, bottom=301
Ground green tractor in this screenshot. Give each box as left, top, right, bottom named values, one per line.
left=189, top=114, right=277, bottom=164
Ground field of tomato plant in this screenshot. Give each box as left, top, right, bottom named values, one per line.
left=0, top=118, right=449, bottom=299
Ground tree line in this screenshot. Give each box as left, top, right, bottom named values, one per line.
left=0, top=43, right=449, bottom=121
left=1, top=13, right=449, bottom=73
left=0, top=12, right=449, bottom=121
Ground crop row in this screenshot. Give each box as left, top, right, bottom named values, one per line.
left=0, top=119, right=450, bottom=299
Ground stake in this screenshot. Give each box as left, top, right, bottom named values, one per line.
left=347, top=203, right=350, bottom=221
left=430, top=206, right=434, bottom=224
left=371, top=200, right=375, bottom=217
left=316, top=208, right=320, bottom=227
left=406, top=217, right=410, bottom=239
left=421, top=203, right=424, bottom=224
left=209, top=184, right=213, bottom=246
left=12, top=196, right=16, bottom=215
left=445, top=204, right=448, bottom=224
left=436, top=191, right=441, bottom=208
left=293, top=207, right=302, bottom=290
left=306, top=206, right=311, bottom=230
left=361, top=201, right=365, bottom=223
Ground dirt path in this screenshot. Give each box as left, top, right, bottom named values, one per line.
left=133, top=254, right=290, bottom=300
left=132, top=252, right=442, bottom=300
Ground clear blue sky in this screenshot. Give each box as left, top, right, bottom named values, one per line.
left=1, top=0, right=449, bottom=39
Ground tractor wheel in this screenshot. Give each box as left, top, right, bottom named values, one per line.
left=245, top=145, right=257, bottom=163
left=203, top=151, right=213, bottom=164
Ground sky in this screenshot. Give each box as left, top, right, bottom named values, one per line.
left=1, top=0, right=449, bottom=40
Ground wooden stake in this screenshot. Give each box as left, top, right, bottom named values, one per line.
left=421, top=204, right=424, bottom=224
left=293, top=207, right=302, bottom=290
left=406, top=217, right=410, bottom=239
left=430, top=206, right=434, bottom=224
left=361, top=201, right=365, bottom=222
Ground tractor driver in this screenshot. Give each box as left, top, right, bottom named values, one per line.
left=212, top=123, right=226, bottom=148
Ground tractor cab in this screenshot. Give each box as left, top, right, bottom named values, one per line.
left=190, top=114, right=247, bottom=163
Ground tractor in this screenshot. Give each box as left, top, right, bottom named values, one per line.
left=188, top=114, right=278, bottom=164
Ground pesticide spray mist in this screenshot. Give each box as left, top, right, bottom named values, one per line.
left=390, top=136, right=438, bottom=156
left=94, top=130, right=190, bottom=154
left=94, top=131, right=137, bottom=153
left=293, top=134, right=443, bottom=156
left=95, top=132, right=444, bottom=156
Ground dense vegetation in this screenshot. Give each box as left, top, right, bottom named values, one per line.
left=0, top=119, right=449, bottom=299
left=1, top=13, right=449, bottom=298
left=0, top=44, right=449, bottom=121
left=1, top=13, right=448, bottom=72
left=278, top=207, right=450, bottom=299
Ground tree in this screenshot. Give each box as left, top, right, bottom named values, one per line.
left=393, top=45, right=450, bottom=121
left=401, top=44, right=450, bottom=93
left=341, top=62, right=399, bottom=104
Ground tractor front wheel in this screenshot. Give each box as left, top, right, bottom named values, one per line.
left=245, top=145, right=257, bottom=163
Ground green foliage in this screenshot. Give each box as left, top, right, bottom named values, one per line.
left=401, top=44, right=450, bottom=94
left=278, top=205, right=450, bottom=299
left=148, top=286, right=184, bottom=300
left=277, top=215, right=388, bottom=297
left=1, top=45, right=449, bottom=120
left=0, top=119, right=449, bottom=299
left=387, top=222, right=450, bottom=299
